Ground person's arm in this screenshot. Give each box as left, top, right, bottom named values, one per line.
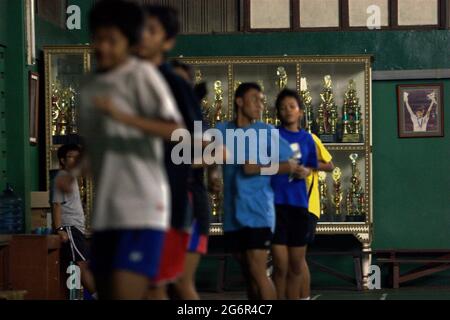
left=94, top=97, right=182, bottom=141
left=426, top=98, right=436, bottom=117
left=403, top=92, right=415, bottom=118
left=292, top=165, right=312, bottom=180
left=318, top=160, right=335, bottom=172
left=243, top=159, right=297, bottom=176
left=52, top=203, right=68, bottom=243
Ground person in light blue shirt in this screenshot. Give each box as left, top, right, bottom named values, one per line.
left=213, top=83, right=297, bottom=300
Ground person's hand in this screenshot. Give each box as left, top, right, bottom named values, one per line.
left=403, top=92, right=409, bottom=102
left=58, top=230, right=69, bottom=243
left=428, top=92, right=437, bottom=105
left=293, top=165, right=312, bottom=180
left=288, top=159, right=298, bottom=175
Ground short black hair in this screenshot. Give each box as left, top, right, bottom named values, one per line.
left=171, top=59, right=193, bottom=82
left=57, top=144, right=81, bottom=166
left=89, top=0, right=144, bottom=46
left=275, top=89, right=303, bottom=112
left=144, top=5, right=180, bottom=40
left=234, top=82, right=262, bottom=112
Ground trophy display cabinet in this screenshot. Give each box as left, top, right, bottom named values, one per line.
left=43, top=46, right=373, bottom=287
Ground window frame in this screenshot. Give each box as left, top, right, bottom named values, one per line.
left=242, top=0, right=447, bottom=32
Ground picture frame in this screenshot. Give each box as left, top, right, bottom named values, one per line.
left=29, top=72, right=39, bottom=145
left=397, top=84, right=444, bottom=138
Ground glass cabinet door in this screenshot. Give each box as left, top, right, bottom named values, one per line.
left=45, top=48, right=92, bottom=230
left=192, top=64, right=230, bottom=128
left=48, top=52, right=85, bottom=166
left=300, top=62, right=367, bottom=144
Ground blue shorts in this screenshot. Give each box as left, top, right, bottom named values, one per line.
left=90, top=229, right=165, bottom=279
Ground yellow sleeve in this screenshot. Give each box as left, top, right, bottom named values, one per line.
left=312, top=134, right=332, bottom=163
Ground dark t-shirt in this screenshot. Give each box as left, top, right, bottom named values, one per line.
left=159, top=63, right=209, bottom=231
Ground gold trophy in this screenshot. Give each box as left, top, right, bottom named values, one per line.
left=51, top=83, right=60, bottom=137
left=317, top=75, right=338, bottom=142
left=68, top=86, right=78, bottom=135
left=346, top=153, right=365, bottom=221
left=342, top=80, right=363, bottom=142
left=195, top=70, right=211, bottom=127
left=211, top=80, right=224, bottom=127
left=210, top=81, right=225, bottom=220
left=300, top=77, right=313, bottom=133
left=59, top=87, right=73, bottom=136
left=257, top=80, right=272, bottom=124
left=276, top=66, right=288, bottom=91
left=318, top=171, right=329, bottom=217
left=332, top=167, right=343, bottom=219
left=275, top=66, right=288, bottom=126
left=51, top=82, right=72, bottom=136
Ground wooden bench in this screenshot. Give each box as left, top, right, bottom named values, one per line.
left=307, top=250, right=365, bottom=291
left=375, top=249, right=450, bottom=289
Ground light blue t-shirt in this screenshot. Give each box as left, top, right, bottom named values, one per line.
left=216, top=121, right=293, bottom=232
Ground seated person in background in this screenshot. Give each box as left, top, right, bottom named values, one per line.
left=52, top=144, right=97, bottom=299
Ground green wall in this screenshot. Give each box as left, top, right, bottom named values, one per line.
left=1, top=0, right=32, bottom=231
left=0, top=0, right=6, bottom=45
left=372, top=80, right=450, bottom=249
left=172, top=32, right=450, bottom=249
left=174, top=30, right=450, bottom=71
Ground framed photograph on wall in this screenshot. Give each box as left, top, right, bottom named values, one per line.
left=397, top=84, right=444, bottom=138
left=29, top=72, right=39, bottom=145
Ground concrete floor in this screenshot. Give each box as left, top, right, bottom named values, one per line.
left=200, top=288, right=450, bottom=300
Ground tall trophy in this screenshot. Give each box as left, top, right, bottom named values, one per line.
left=300, top=77, right=313, bottom=133
left=51, top=82, right=72, bottom=143
left=276, top=66, right=288, bottom=91
left=275, top=66, right=288, bottom=126
left=211, top=80, right=224, bottom=127
left=51, top=83, right=61, bottom=137
left=342, top=80, right=363, bottom=142
left=346, top=153, right=365, bottom=222
left=68, top=86, right=78, bottom=135
left=58, top=87, right=71, bottom=136
left=317, top=75, right=338, bottom=142
left=331, top=167, right=344, bottom=221
left=318, top=171, right=329, bottom=218
left=257, top=80, right=273, bottom=124
left=195, top=69, right=211, bottom=127
left=210, top=80, right=224, bottom=221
